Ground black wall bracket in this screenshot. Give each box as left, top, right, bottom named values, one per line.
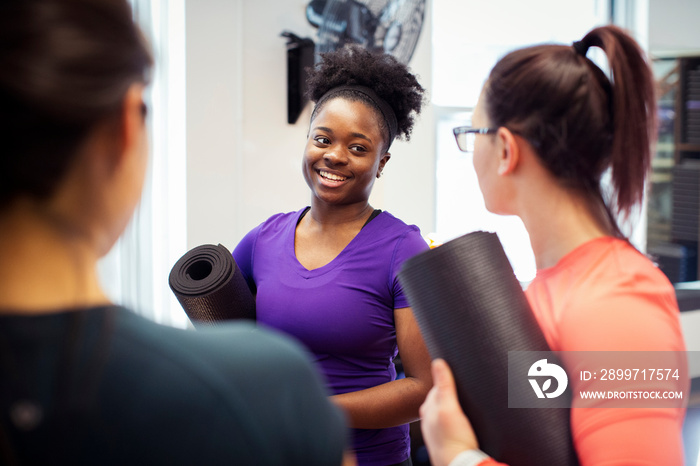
left=281, top=31, right=315, bottom=124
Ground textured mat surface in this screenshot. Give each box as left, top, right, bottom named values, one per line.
left=169, top=244, right=255, bottom=326
left=398, top=231, right=578, bottom=465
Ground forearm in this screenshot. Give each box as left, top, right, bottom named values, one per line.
left=332, top=375, right=431, bottom=429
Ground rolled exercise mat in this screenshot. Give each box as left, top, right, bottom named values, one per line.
left=398, top=231, right=578, bottom=465
left=169, top=244, right=255, bottom=327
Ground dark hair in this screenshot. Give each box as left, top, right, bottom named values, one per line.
left=0, top=0, right=153, bottom=208
left=483, top=25, right=656, bottom=232
left=306, top=45, right=425, bottom=151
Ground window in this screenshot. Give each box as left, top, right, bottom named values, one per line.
left=432, top=0, right=610, bottom=282
left=97, top=0, right=188, bottom=327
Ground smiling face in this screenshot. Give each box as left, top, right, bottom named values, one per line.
left=303, top=97, right=389, bottom=207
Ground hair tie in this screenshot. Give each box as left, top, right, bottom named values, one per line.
left=572, top=40, right=589, bottom=57
left=315, top=85, right=398, bottom=150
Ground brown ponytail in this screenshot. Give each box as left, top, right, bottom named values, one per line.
left=483, top=25, right=656, bottom=232
left=580, top=26, right=657, bottom=216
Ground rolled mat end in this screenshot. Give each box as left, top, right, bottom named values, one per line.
left=169, top=243, right=255, bottom=327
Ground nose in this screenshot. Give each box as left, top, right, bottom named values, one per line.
left=323, top=145, right=348, bottom=166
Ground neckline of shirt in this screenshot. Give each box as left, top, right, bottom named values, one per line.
left=290, top=207, right=386, bottom=278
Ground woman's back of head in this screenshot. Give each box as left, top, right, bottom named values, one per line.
left=483, top=25, right=656, bottom=230
left=0, top=0, right=152, bottom=210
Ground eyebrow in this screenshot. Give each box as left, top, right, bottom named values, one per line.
left=313, top=126, right=373, bottom=144
left=350, top=132, right=372, bottom=143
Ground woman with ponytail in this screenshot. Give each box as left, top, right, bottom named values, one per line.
left=419, top=25, right=687, bottom=466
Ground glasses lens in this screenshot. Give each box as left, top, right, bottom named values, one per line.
left=455, top=131, right=476, bottom=152
left=465, top=132, right=476, bottom=152
left=455, top=132, right=466, bottom=152
left=456, top=131, right=476, bottom=152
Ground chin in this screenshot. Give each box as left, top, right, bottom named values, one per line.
left=483, top=199, right=506, bottom=216
left=97, top=237, right=118, bottom=258
left=487, top=205, right=515, bottom=217
left=98, top=220, right=130, bottom=258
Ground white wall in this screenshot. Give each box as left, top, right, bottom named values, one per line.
left=648, top=0, right=700, bottom=53
left=186, top=0, right=435, bottom=251
left=185, top=0, right=243, bottom=250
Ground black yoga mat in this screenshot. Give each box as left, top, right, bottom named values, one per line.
left=398, top=231, right=578, bottom=465
left=169, top=244, right=255, bottom=327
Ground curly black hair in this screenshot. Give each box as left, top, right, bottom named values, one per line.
left=306, top=45, right=425, bottom=149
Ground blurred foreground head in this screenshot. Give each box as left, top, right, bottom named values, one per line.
left=0, top=0, right=153, bottom=207
left=0, top=0, right=153, bottom=252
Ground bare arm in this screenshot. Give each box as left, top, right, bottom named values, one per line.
left=332, top=306, right=433, bottom=429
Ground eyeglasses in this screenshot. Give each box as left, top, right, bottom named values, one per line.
left=453, top=126, right=498, bottom=153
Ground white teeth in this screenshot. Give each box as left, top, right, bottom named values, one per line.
left=319, top=170, right=347, bottom=181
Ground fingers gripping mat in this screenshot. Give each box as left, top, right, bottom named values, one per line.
left=398, top=231, right=578, bottom=465
left=169, top=244, right=255, bottom=327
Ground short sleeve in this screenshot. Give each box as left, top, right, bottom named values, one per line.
left=391, top=227, right=429, bottom=309
left=232, top=224, right=263, bottom=294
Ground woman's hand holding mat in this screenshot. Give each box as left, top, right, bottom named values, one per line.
left=420, top=359, right=481, bottom=466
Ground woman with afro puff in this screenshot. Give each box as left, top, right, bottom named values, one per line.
left=233, top=45, right=432, bottom=466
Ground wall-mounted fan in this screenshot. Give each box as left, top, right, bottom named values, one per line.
left=283, top=0, right=426, bottom=124
left=307, top=0, right=426, bottom=64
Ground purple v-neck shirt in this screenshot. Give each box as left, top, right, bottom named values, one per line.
left=233, top=208, right=428, bottom=465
